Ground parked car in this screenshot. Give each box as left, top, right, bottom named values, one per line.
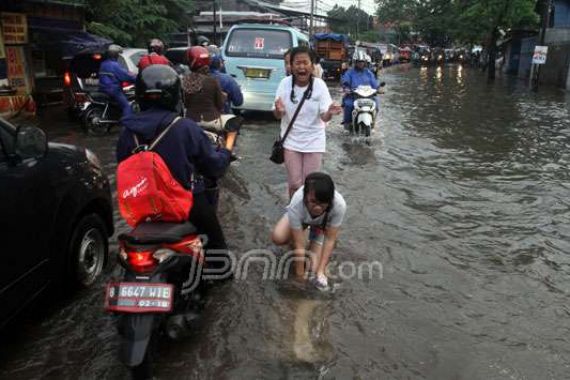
left=221, top=22, right=310, bottom=112
left=63, top=47, right=146, bottom=120
left=0, top=117, right=114, bottom=329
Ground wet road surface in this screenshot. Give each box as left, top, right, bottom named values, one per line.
left=1, top=64, right=570, bottom=379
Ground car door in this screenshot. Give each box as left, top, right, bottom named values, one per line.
left=0, top=121, right=51, bottom=326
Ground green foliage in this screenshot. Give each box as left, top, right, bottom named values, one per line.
left=376, top=0, right=539, bottom=46
left=327, top=5, right=373, bottom=39
left=84, top=0, right=192, bottom=47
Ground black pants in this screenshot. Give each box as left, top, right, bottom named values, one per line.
left=188, top=191, right=232, bottom=277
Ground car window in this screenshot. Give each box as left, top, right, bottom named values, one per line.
left=226, top=29, right=292, bottom=59
left=117, top=55, right=127, bottom=70
left=128, top=51, right=147, bottom=67
left=70, top=54, right=103, bottom=79
left=165, top=49, right=187, bottom=65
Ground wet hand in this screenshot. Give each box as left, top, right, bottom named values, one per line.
left=274, top=97, right=285, bottom=114
left=328, top=102, right=342, bottom=115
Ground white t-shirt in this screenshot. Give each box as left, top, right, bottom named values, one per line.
left=274, top=76, right=333, bottom=153
left=287, top=186, right=347, bottom=230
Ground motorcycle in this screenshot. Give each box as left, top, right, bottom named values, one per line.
left=105, top=119, right=239, bottom=380
left=348, top=82, right=385, bottom=139
left=82, top=83, right=137, bottom=135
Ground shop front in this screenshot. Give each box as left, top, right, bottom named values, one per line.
left=0, top=12, right=36, bottom=119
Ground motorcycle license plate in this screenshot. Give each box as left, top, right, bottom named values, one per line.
left=104, top=282, right=173, bottom=313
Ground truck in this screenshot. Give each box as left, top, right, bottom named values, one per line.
left=311, top=33, right=349, bottom=80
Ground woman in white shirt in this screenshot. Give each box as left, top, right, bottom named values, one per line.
left=273, top=46, right=341, bottom=198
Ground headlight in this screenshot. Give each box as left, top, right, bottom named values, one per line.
left=85, top=148, right=102, bottom=170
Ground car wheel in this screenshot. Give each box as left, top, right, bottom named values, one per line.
left=84, top=107, right=107, bottom=136
left=68, top=213, right=108, bottom=288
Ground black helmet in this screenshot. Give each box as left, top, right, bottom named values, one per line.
left=148, top=38, right=165, bottom=54
left=197, top=35, right=210, bottom=46
left=136, top=65, right=180, bottom=111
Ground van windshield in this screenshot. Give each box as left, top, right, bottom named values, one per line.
left=225, top=29, right=292, bottom=59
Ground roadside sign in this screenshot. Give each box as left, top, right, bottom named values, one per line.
left=532, top=46, right=548, bottom=65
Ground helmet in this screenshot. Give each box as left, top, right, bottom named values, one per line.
left=353, top=49, right=367, bottom=62
left=107, top=44, right=123, bottom=59
left=148, top=38, right=165, bottom=54
left=197, top=35, right=210, bottom=47
left=206, top=45, right=222, bottom=68
left=186, top=46, right=210, bottom=70
left=135, top=65, right=181, bottom=111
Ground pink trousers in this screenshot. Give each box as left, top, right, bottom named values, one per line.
left=284, top=148, right=323, bottom=197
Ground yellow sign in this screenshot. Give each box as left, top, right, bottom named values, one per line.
left=2, top=13, right=28, bottom=45
left=6, top=46, right=31, bottom=94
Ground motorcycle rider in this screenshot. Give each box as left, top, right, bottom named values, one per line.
left=138, top=38, right=171, bottom=71
left=116, top=65, right=235, bottom=276
left=341, top=50, right=379, bottom=130
left=208, top=46, right=243, bottom=114
left=182, top=46, right=224, bottom=123
left=197, top=35, right=210, bottom=47
left=98, top=44, right=136, bottom=117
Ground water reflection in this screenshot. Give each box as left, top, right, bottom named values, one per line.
left=435, top=66, right=443, bottom=81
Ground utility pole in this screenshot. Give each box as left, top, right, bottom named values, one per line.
left=532, top=0, right=552, bottom=90
left=309, top=0, right=315, bottom=36
left=356, top=0, right=361, bottom=40
left=213, top=0, right=217, bottom=45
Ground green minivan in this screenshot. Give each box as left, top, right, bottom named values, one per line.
left=221, top=23, right=309, bottom=112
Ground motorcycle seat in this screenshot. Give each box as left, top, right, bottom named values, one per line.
left=119, top=222, right=198, bottom=245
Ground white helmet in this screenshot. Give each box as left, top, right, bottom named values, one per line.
left=353, top=49, right=368, bottom=62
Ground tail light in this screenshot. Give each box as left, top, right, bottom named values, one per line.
left=121, top=81, right=132, bottom=88
left=64, top=72, right=71, bottom=87
left=127, top=251, right=157, bottom=273
left=73, top=92, right=88, bottom=104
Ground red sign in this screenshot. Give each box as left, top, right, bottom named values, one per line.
left=254, top=37, right=264, bottom=50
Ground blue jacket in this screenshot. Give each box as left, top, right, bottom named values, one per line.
left=341, top=68, right=379, bottom=91
left=116, top=108, right=231, bottom=194
left=211, top=68, right=243, bottom=113
left=99, top=58, right=136, bottom=93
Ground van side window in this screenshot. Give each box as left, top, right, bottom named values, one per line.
left=298, top=39, right=309, bottom=48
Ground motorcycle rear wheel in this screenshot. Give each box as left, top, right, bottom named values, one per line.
left=84, top=107, right=108, bottom=136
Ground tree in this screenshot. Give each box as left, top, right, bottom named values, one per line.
left=375, top=0, right=538, bottom=79
left=457, top=0, right=538, bottom=79
left=85, top=0, right=193, bottom=47
left=327, top=5, right=373, bottom=39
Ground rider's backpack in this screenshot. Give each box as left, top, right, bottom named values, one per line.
left=117, top=117, right=193, bottom=227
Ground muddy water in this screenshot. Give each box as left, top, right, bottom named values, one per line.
left=1, top=64, right=570, bottom=379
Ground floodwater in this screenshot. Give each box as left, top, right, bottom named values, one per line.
left=1, top=64, right=570, bottom=379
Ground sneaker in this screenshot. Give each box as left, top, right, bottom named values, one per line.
left=311, top=275, right=329, bottom=291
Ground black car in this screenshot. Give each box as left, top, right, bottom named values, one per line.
left=0, top=117, right=114, bottom=328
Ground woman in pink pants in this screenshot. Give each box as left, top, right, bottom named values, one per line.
left=273, top=46, right=341, bottom=197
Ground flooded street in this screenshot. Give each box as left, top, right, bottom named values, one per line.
left=2, top=64, right=570, bottom=379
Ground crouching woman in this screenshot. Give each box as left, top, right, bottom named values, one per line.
left=271, top=172, right=346, bottom=290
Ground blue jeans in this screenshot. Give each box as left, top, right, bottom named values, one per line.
left=104, top=88, right=132, bottom=117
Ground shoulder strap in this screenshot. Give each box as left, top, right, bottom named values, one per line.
left=132, top=116, right=182, bottom=151
left=149, top=116, right=182, bottom=150
left=280, top=84, right=310, bottom=144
